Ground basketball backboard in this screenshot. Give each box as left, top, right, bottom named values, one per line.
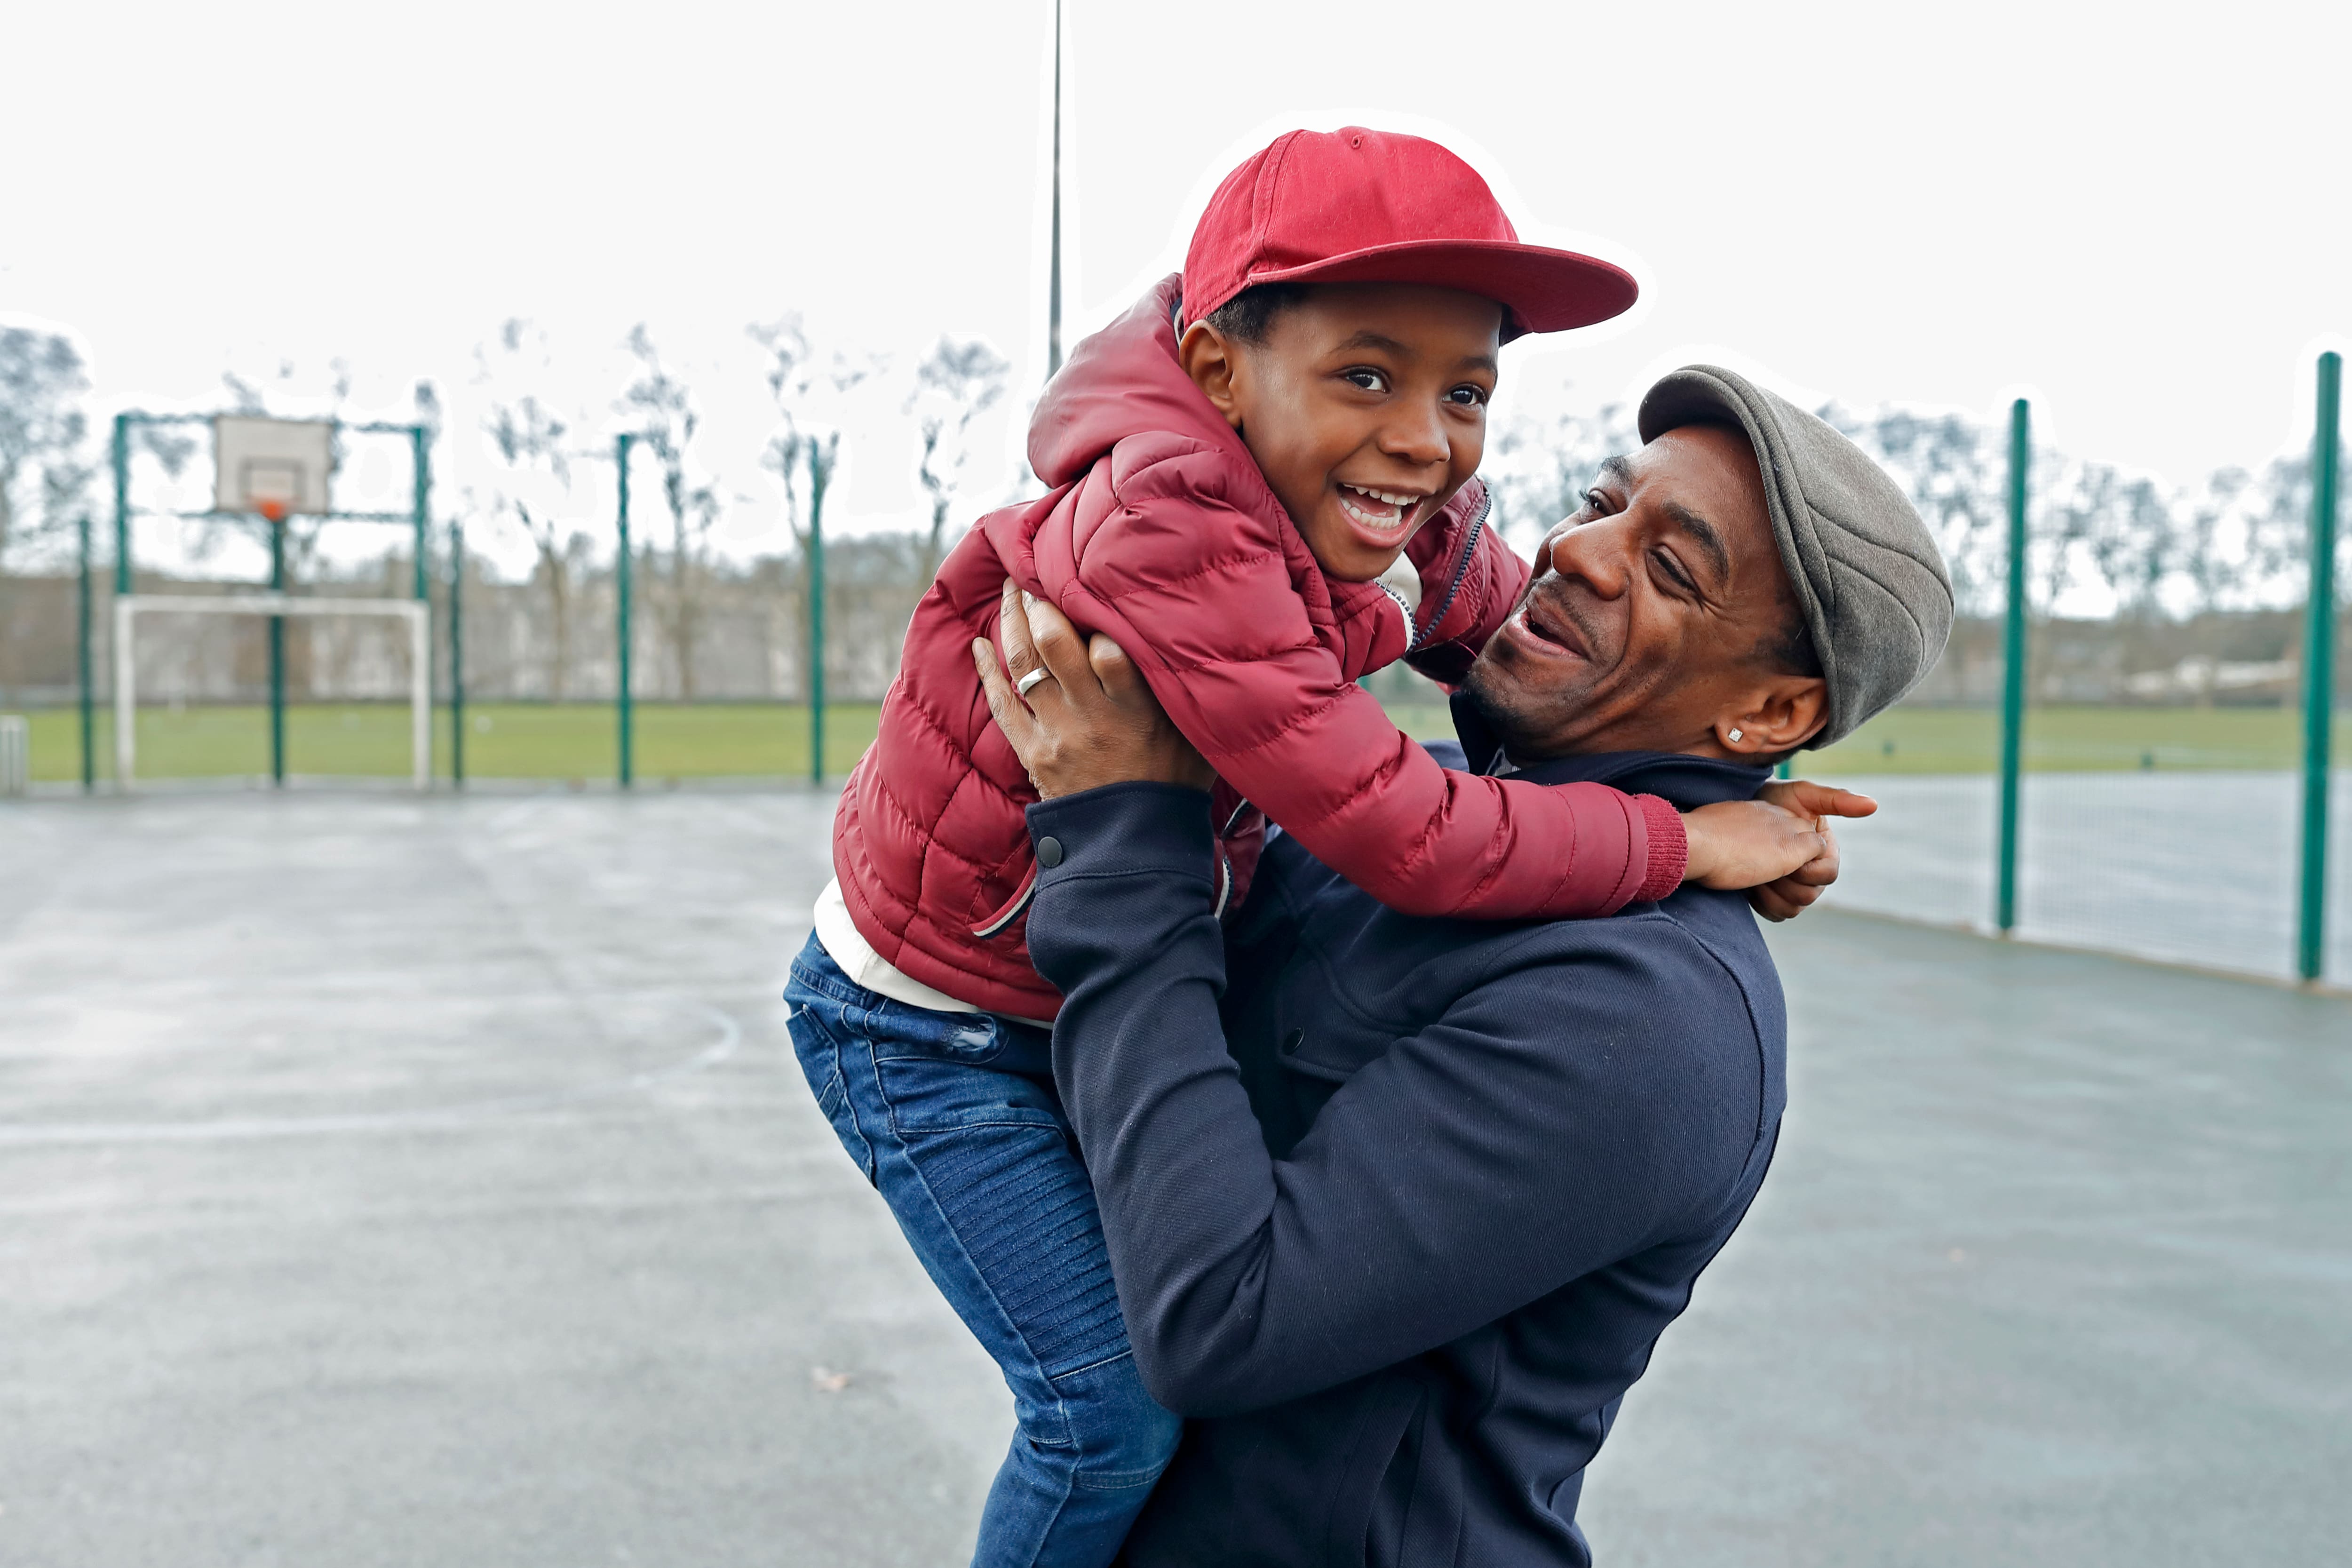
left=214, top=416, right=334, bottom=517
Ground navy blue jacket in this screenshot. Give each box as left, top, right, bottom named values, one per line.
left=1024, top=711, right=1788, bottom=1567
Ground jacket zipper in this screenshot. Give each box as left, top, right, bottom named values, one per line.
left=1407, top=485, right=1490, bottom=654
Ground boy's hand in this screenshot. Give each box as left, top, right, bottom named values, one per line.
left=1681, top=781, right=1876, bottom=922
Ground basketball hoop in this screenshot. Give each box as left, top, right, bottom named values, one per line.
left=213, top=415, right=333, bottom=518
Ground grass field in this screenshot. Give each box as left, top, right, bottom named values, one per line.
left=12, top=702, right=886, bottom=784
left=9, top=700, right=2346, bottom=785
left=1385, top=700, right=2348, bottom=774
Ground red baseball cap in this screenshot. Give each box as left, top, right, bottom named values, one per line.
left=1182, top=127, right=1637, bottom=342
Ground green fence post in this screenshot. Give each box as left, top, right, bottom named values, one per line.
left=410, top=424, right=431, bottom=779
left=615, top=433, right=635, bottom=789
left=409, top=424, right=430, bottom=603
left=808, top=444, right=829, bottom=783
left=2297, top=351, right=2341, bottom=983
left=268, top=515, right=286, bottom=786
left=110, top=416, right=132, bottom=793
left=111, top=414, right=132, bottom=596
left=450, top=516, right=467, bottom=789
left=78, top=513, right=95, bottom=793
left=1996, top=398, right=2031, bottom=935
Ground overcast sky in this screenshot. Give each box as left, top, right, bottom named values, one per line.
left=5, top=0, right=2349, bottom=572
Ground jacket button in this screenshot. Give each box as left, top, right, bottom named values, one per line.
left=1280, top=1028, right=1303, bottom=1054
left=1036, top=836, right=1065, bottom=868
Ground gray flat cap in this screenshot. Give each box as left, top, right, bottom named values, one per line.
left=1637, top=365, right=1954, bottom=748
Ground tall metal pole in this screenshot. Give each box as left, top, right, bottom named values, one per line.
left=2296, top=351, right=2341, bottom=983
left=809, top=442, right=829, bottom=782
left=615, top=433, right=636, bottom=789
left=1047, top=0, right=1064, bottom=378
left=1996, top=398, right=2031, bottom=935
left=78, top=513, right=95, bottom=793
left=268, top=515, right=287, bottom=787
left=449, top=516, right=467, bottom=789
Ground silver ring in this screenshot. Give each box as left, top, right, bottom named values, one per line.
left=1016, top=668, right=1054, bottom=700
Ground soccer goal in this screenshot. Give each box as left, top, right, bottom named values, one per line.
left=112, top=594, right=431, bottom=790
left=108, top=408, right=442, bottom=791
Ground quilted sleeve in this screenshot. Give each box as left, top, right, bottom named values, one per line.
left=1054, top=450, right=1662, bottom=921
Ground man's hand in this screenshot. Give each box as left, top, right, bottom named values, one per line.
left=1681, top=780, right=1875, bottom=922
left=972, top=579, right=1216, bottom=799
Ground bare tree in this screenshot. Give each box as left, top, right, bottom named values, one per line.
left=907, top=335, right=1010, bottom=579
left=477, top=320, right=587, bottom=697
left=1822, top=406, right=2009, bottom=618
left=749, top=314, right=815, bottom=547
left=749, top=318, right=881, bottom=700
left=0, top=324, right=92, bottom=570
left=1480, top=398, right=1641, bottom=554
left=619, top=325, right=721, bottom=699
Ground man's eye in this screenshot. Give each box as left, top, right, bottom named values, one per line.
left=1342, top=368, right=1389, bottom=392
left=1581, top=489, right=1609, bottom=513
left=1653, top=549, right=1695, bottom=591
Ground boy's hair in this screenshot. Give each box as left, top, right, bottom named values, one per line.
left=1199, top=282, right=1314, bottom=346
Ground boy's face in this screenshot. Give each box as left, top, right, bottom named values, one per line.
left=1180, top=283, right=1502, bottom=581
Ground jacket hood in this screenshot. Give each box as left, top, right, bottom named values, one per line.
left=1029, top=275, right=1242, bottom=489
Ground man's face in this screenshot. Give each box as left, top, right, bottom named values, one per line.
left=1181, top=282, right=1502, bottom=582
left=1463, top=423, right=1828, bottom=760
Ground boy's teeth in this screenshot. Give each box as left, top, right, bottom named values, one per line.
left=1340, top=484, right=1419, bottom=528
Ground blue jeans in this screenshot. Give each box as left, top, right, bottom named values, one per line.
left=785, top=934, right=1180, bottom=1568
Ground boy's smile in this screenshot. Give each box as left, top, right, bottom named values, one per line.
left=1179, top=282, right=1503, bottom=581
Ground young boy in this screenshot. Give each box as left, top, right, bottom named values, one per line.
left=787, top=128, right=1823, bottom=1567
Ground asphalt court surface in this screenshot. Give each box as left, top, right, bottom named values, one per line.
left=3, top=789, right=2347, bottom=1566
left=1816, top=770, right=2352, bottom=983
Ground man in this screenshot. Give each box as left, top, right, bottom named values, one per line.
left=972, top=365, right=1954, bottom=1564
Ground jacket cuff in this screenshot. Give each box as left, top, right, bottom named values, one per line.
left=1631, top=794, right=1688, bottom=903
left=1025, top=782, right=1218, bottom=890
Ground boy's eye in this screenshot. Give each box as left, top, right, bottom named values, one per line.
left=1445, top=384, right=1489, bottom=408
left=1341, top=367, right=1390, bottom=393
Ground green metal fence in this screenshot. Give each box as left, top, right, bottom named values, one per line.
left=1815, top=355, right=2344, bottom=987
left=17, top=358, right=2345, bottom=988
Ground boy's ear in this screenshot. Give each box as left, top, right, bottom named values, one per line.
left=1177, top=321, right=1248, bottom=433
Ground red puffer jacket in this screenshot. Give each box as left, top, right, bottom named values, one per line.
left=832, top=277, right=1684, bottom=1019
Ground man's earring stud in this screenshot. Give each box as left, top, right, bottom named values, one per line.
left=1728, top=728, right=1744, bottom=743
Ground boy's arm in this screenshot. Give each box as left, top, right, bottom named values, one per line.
left=1054, top=463, right=1678, bottom=918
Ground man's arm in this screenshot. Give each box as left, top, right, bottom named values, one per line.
left=1021, top=781, right=1756, bottom=1417
left=968, top=585, right=1788, bottom=1415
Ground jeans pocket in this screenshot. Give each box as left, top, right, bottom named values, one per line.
left=785, top=997, right=878, bottom=1186
left=811, top=1063, right=848, bottom=1122
left=878, top=1047, right=1064, bottom=1136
